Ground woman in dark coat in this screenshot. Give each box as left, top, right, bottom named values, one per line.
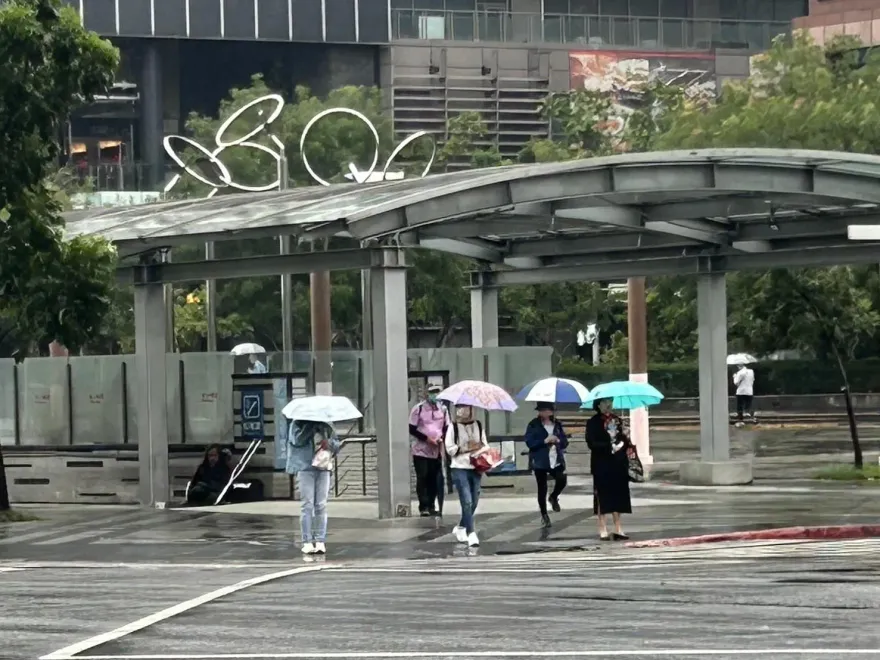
left=524, top=402, right=569, bottom=528
left=585, top=397, right=631, bottom=541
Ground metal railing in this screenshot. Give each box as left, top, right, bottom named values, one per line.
left=390, top=9, right=790, bottom=51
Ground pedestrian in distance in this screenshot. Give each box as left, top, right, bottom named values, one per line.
left=444, top=404, right=488, bottom=548
left=585, top=397, right=632, bottom=541
left=285, top=419, right=341, bottom=556
left=409, top=384, right=449, bottom=517
left=524, top=402, right=569, bottom=528
left=733, top=363, right=755, bottom=427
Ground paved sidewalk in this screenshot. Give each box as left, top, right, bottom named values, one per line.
left=2, top=481, right=877, bottom=566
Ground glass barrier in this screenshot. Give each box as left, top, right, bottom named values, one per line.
left=0, top=359, right=16, bottom=446
left=391, top=8, right=790, bottom=50
left=9, top=347, right=553, bottom=447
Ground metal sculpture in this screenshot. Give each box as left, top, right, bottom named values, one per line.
left=163, top=94, right=436, bottom=195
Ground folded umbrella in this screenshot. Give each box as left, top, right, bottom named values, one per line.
left=516, top=377, right=590, bottom=404
left=581, top=380, right=664, bottom=410
left=437, top=380, right=518, bottom=412
left=281, top=395, right=363, bottom=423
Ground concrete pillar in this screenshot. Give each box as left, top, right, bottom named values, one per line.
left=470, top=287, right=499, bottom=348
left=310, top=271, right=333, bottom=395
left=280, top=236, right=293, bottom=370
left=370, top=253, right=411, bottom=518
left=205, top=242, right=217, bottom=352
left=134, top=282, right=170, bottom=507
left=627, top=277, right=652, bottom=470
left=680, top=273, right=752, bottom=486
left=360, top=268, right=374, bottom=432
left=140, top=41, right=164, bottom=190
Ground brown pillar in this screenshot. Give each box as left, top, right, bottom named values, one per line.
left=310, top=271, right=333, bottom=395
left=627, top=277, right=652, bottom=467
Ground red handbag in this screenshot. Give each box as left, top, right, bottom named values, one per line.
left=471, top=447, right=503, bottom=474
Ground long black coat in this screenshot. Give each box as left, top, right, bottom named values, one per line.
left=585, top=412, right=632, bottom=515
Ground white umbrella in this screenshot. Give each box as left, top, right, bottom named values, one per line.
left=727, top=353, right=758, bottom=366
left=281, top=395, right=363, bottom=423
left=230, top=342, right=266, bottom=355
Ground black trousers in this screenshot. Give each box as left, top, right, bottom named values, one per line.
left=413, top=456, right=442, bottom=513
left=534, top=465, right=567, bottom=515
left=736, top=394, right=754, bottom=421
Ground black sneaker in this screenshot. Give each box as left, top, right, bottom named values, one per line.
left=549, top=495, right=561, bottom=513
left=541, top=514, right=552, bottom=528
left=419, top=511, right=431, bottom=517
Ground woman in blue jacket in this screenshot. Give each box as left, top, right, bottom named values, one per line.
left=524, top=402, right=569, bottom=528
left=285, top=419, right=342, bottom=556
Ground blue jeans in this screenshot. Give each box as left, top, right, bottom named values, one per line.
left=451, top=468, right=481, bottom=534
left=298, top=470, right=331, bottom=543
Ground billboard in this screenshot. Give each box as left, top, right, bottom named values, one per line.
left=569, top=51, right=717, bottom=137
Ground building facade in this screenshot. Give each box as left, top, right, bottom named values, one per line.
left=792, top=0, right=880, bottom=46
left=62, top=0, right=807, bottom=191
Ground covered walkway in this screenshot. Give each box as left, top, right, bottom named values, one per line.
left=66, top=148, right=880, bottom=516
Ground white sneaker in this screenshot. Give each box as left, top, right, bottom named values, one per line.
left=314, top=542, right=326, bottom=554
left=301, top=542, right=316, bottom=555
left=467, top=532, right=480, bottom=547
left=453, top=526, right=468, bottom=543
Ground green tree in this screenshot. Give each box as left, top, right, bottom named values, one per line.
left=0, top=0, right=119, bottom=513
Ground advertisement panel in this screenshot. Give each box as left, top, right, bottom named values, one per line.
left=569, top=51, right=717, bottom=137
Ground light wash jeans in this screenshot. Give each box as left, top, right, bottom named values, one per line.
left=451, top=468, right=481, bottom=534
left=298, top=470, right=332, bottom=543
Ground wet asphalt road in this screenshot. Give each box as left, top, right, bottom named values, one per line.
left=5, top=540, right=880, bottom=660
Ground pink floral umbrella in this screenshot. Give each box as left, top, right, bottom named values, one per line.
left=437, top=380, right=518, bottom=412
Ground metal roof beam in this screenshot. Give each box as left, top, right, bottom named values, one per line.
left=417, top=237, right=504, bottom=262
left=507, top=233, right=699, bottom=258
left=118, top=247, right=386, bottom=285
left=555, top=205, right=725, bottom=245
left=486, top=243, right=880, bottom=286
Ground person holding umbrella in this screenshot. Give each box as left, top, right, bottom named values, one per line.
left=282, top=396, right=362, bottom=556
left=583, top=381, right=663, bottom=541
left=524, top=402, right=569, bottom=528
left=438, top=380, right=515, bottom=547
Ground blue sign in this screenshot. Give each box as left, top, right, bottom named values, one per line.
left=241, top=389, right=264, bottom=439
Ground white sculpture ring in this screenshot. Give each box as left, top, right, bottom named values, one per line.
left=300, top=107, right=380, bottom=187
left=381, top=130, right=436, bottom=180
left=163, top=134, right=234, bottom=189
left=215, top=94, right=285, bottom=148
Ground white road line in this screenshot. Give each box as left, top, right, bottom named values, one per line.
left=39, top=564, right=332, bottom=660
left=0, top=567, right=24, bottom=573
left=65, top=649, right=880, bottom=659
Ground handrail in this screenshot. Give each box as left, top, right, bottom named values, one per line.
left=390, top=8, right=789, bottom=51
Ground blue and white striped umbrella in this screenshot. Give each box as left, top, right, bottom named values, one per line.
left=516, top=377, right=591, bottom=404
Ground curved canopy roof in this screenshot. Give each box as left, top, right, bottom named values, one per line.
left=66, top=149, right=880, bottom=285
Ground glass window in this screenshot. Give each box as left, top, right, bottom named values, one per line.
left=742, top=0, right=772, bottom=21
left=544, top=0, right=569, bottom=13
left=445, top=0, right=476, bottom=9
left=570, top=0, right=599, bottom=15
left=598, top=0, right=626, bottom=16
left=773, top=0, right=807, bottom=21
left=630, top=0, right=659, bottom=17
left=719, top=0, right=740, bottom=19
left=660, top=0, right=689, bottom=18
left=413, top=0, right=445, bottom=10
left=391, top=0, right=414, bottom=8
left=636, top=16, right=660, bottom=44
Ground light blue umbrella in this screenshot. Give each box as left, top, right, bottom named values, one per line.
left=580, top=381, right=664, bottom=410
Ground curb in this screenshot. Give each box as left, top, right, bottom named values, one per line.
left=625, top=524, right=880, bottom=549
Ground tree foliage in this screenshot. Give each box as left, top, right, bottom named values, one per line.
left=0, top=0, right=120, bottom=509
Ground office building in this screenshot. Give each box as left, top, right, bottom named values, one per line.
left=61, top=0, right=807, bottom=191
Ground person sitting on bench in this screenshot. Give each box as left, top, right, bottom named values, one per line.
left=187, top=443, right=264, bottom=505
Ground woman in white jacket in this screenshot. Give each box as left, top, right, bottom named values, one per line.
left=444, top=405, right=488, bottom=547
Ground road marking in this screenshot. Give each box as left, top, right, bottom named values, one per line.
left=40, top=564, right=331, bottom=660
left=0, top=567, right=24, bottom=573
left=0, top=510, right=146, bottom=545
left=64, top=649, right=880, bottom=659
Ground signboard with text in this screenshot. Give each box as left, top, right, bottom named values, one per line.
left=241, top=389, right=264, bottom=439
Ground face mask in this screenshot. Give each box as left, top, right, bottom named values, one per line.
left=427, top=394, right=437, bottom=403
